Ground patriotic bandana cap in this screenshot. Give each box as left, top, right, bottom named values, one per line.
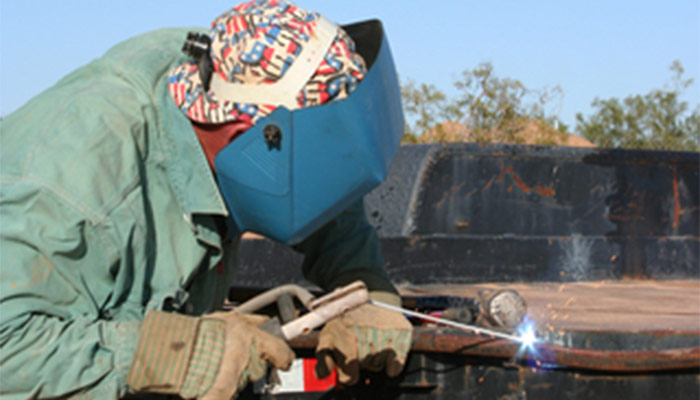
left=168, top=0, right=367, bottom=124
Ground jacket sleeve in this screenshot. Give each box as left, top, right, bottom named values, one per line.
left=293, top=199, right=398, bottom=294
left=0, top=183, right=141, bottom=400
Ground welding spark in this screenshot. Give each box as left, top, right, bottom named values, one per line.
left=515, top=318, right=539, bottom=359
left=519, top=323, right=537, bottom=348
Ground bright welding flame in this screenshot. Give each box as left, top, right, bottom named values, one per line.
left=515, top=318, right=539, bottom=359
left=518, top=322, right=537, bottom=349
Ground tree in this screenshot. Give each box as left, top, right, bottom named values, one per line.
left=401, top=62, right=569, bottom=145
left=575, top=61, right=700, bottom=151
left=400, top=79, right=454, bottom=140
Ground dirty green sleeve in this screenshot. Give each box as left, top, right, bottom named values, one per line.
left=0, top=184, right=141, bottom=399
left=294, top=199, right=398, bottom=294
left=0, top=27, right=225, bottom=400
left=0, top=183, right=224, bottom=400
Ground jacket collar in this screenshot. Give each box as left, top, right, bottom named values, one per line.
left=157, top=71, right=229, bottom=220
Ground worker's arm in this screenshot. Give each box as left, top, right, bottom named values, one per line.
left=294, top=199, right=397, bottom=294
left=0, top=183, right=292, bottom=400
left=0, top=184, right=140, bottom=399
left=293, top=199, right=412, bottom=385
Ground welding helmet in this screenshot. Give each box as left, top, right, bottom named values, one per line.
left=168, top=2, right=403, bottom=244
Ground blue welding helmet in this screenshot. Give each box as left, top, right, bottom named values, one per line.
left=213, top=19, right=404, bottom=244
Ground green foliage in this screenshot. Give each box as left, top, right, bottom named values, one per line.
left=401, top=62, right=568, bottom=145
left=400, top=79, right=453, bottom=138
left=575, top=61, right=699, bottom=151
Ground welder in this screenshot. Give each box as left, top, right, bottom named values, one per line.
left=0, top=1, right=412, bottom=398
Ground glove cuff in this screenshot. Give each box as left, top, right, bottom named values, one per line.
left=327, top=270, right=399, bottom=295
left=127, top=311, right=225, bottom=398
left=181, top=319, right=226, bottom=398
left=127, top=311, right=199, bottom=394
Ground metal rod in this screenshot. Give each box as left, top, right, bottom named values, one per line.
left=236, top=284, right=315, bottom=313
left=371, top=300, right=526, bottom=343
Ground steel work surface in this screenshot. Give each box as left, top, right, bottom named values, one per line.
left=251, top=280, right=700, bottom=400
left=286, top=279, right=700, bottom=368
left=401, top=280, right=700, bottom=333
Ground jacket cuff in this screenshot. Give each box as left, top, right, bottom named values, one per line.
left=326, top=269, right=399, bottom=295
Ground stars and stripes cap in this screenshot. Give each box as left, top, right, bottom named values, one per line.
left=167, top=0, right=367, bottom=124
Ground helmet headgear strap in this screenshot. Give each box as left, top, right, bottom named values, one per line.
left=182, top=32, right=214, bottom=92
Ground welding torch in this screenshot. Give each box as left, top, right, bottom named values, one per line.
left=235, top=281, right=532, bottom=345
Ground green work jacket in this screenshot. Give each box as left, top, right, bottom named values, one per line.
left=0, top=28, right=393, bottom=399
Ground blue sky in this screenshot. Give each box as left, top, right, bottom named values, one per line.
left=1, top=0, right=698, bottom=129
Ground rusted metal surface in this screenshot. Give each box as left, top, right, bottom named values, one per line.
left=405, top=280, right=700, bottom=332
left=285, top=279, right=700, bottom=373
left=235, top=235, right=699, bottom=286
left=234, top=279, right=700, bottom=374
left=235, top=143, right=699, bottom=287
left=365, top=143, right=699, bottom=238
left=289, top=328, right=700, bottom=373
left=374, top=143, right=700, bottom=281
left=410, top=329, right=700, bottom=372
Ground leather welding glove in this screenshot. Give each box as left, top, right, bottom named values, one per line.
left=127, top=309, right=294, bottom=399
left=315, top=291, right=413, bottom=385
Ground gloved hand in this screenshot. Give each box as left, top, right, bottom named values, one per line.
left=315, top=292, right=413, bottom=385
left=128, top=310, right=294, bottom=399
